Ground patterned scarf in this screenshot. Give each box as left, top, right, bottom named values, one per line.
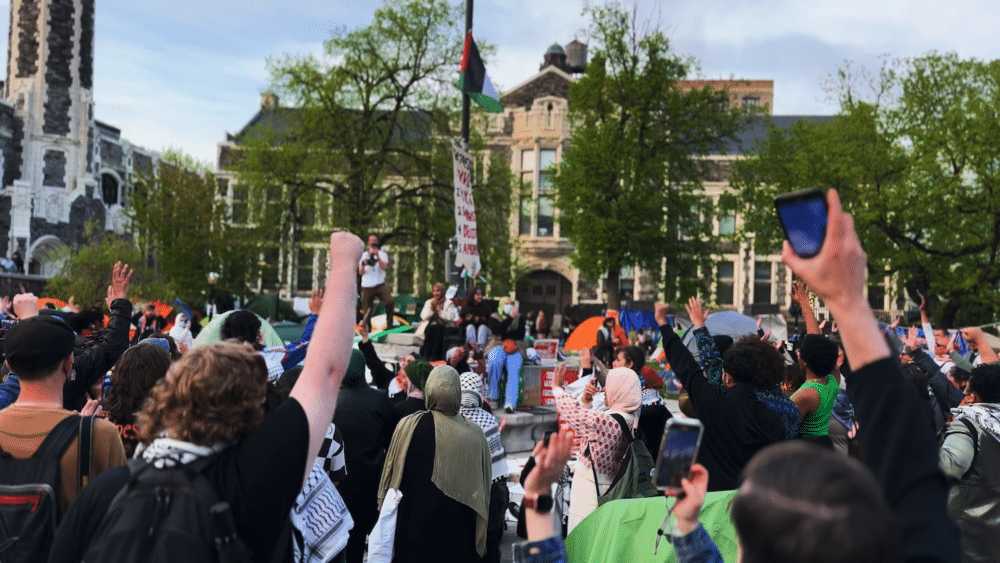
left=459, top=373, right=509, bottom=482
left=951, top=402, right=1000, bottom=443
left=136, top=437, right=228, bottom=468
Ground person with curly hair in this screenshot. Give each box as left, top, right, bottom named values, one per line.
left=51, top=232, right=364, bottom=563
left=102, top=343, right=172, bottom=458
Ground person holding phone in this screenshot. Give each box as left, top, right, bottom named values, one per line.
left=550, top=363, right=641, bottom=532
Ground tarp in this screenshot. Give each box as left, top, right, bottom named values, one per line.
left=564, top=316, right=629, bottom=352
left=704, top=310, right=758, bottom=340
left=618, top=309, right=660, bottom=339
left=566, top=491, right=739, bottom=563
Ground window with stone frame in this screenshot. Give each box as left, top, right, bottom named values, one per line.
left=231, top=185, right=248, bottom=224
left=717, top=262, right=735, bottom=305
left=753, top=261, right=773, bottom=304
left=519, top=175, right=533, bottom=235
left=537, top=195, right=554, bottom=237
left=296, top=247, right=315, bottom=292
left=867, top=283, right=886, bottom=311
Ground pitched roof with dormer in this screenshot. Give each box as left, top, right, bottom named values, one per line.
left=502, top=65, right=576, bottom=112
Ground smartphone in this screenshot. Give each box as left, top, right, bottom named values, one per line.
left=543, top=430, right=555, bottom=447
left=774, top=188, right=828, bottom=258
left=654, top=418, right=704, bottom=494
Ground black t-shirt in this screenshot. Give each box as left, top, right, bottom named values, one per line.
left=50, top=399, right=310, bottom=563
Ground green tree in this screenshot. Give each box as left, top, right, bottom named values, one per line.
left=130, top=151, right=259, bottom=307
left=552, top=3, right=747, bottom=309
left=229, top=0, right=513, bottom=294
left=45, top=225, right=169, bottom=306
left=727, top=53, right=1000, bottom=327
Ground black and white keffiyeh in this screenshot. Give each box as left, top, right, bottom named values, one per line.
left=951, top=402, right=1000, bottom=443
left=460, top=385, right=509, bottom=481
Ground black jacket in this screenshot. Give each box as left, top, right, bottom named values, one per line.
left=64, top=298, right=132, bottom=411
left=844, top=358, right=960, bottom=563
left=659, top=324, right=785, bottom=491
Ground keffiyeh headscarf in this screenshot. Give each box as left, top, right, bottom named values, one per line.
left=459, top=372, right=509, bottom=482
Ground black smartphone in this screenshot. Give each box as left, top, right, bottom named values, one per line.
left=654, top=418, right=704, bottom=495
left=774, top=188, right=828, bottom=258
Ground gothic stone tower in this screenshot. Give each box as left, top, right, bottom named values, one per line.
left=4, top=0, right=103, bottom=274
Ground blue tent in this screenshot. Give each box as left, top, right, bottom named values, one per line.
left=617, top=308, right=660, bottom=342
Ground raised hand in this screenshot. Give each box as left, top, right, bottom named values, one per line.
left=309, top=289, right=324, bottom=315
left=552, top=362, right=567, bottom=388
left=105, top=262, right=134, bottom=309
left=655, top=302, right=671, bottom=327
left=523, top=429, right=575, bottom=497
left=685, top=297, right=707, bottom=329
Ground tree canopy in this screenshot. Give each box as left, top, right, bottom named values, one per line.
left=129, top=150, right=259, bottom=307
left=727, top=53, right=1000, bottom=327
left=552, top=3, right=747, bottom=309
left=228, top=0, right=514, bottom=294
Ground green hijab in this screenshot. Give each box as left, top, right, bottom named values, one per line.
left=404, top=360, right=433, bottom=392
left=378, top=365, right=492, bottom=557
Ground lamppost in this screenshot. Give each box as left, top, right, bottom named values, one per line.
left=207, top=272, right=220, bottom=320
left=274, top=282, right=282, bottom=322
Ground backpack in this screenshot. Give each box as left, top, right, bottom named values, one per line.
left=82, top=452, right=250, bottom=563
left=0, top=414, right=93, bottom=562
left=587, top=414, right=659, bottom=506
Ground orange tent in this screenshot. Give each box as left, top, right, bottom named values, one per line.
left=38, top=297, right=69, bottom=310
left=563, top=316, right=628, bottom=352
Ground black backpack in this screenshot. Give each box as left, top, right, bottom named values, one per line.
left=83, top=452, right=250, bottom=563
left=0, top=414, right=93, bottom=563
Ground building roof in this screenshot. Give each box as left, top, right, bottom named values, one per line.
left=503, top=65, right=575, bottom=110
left=723, top=114, right=835, bottom=156
left=546, top=43, right=566, bottom=56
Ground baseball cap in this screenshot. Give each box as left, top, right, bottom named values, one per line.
left=3, top=315, right=77, bottom=373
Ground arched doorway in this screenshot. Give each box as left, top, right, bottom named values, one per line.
left=28, top=236, right=68, bottom=277
left=515, top=270, right=573, bottom=335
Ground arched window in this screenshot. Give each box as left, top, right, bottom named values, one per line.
left=102, top=172, right=119, bottom=205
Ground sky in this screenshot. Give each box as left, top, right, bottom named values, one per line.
left=0, top=0, right=996, bottom=167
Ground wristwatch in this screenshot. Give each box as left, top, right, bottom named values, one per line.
left=522, top=492, right=554, bottom=513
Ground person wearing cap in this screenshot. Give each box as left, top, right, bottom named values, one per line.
left=2, top=262, right=134, bottom=413
left=0, top=315, right=127, bottom=516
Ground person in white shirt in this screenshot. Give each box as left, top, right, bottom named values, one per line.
left=358, top=234, right=394, bottom=331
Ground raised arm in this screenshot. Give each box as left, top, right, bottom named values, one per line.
left=782, top=189, right=959, bottom=563
left=791, top=280, right=822, bottom=335
left=290, top=232, right=364, bottom=475
left=962, top=327, right=999, bottom=364
left=686, top=297, right=724, bottom=387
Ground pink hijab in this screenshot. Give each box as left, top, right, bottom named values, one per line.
left=605, top=367, right=642, bottom=427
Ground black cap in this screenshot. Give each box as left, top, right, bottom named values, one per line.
left=3, top=316, right=76, bottom=373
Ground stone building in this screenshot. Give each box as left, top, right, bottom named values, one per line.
left=482, top=43, right=883, bottom=321
left=0, top=0, right=158, bottom=275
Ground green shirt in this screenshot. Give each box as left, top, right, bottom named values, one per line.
left=798, top=375, right=839, bottom=436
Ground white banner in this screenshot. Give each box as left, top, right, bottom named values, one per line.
left=453, top=146, right=481, bottom=278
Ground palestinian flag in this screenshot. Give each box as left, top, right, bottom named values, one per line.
left=457, top=32, right=503, bottom=113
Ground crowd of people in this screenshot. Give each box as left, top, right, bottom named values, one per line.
left=0, top=189, right=996, bottom=563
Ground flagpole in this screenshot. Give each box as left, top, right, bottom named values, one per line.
left=460, top=0, right=473, bottom=150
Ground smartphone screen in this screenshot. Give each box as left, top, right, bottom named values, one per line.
left=775, top=189, right=828, bottom=258
left=655, top=421, right=703, bottom=492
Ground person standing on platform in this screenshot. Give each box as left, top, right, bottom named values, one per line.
left=359, top=234, right=394, bottom=331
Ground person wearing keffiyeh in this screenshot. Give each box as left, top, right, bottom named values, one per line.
left=939, top=363, right=1000, bottom=563
left=459, top=371, right=510, bottom=563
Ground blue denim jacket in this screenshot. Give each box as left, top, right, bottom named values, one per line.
left=0, top=372, right=20, bottom=410
left=511, top=537, right=567, bottom=563
left=671, top=524, right=725, bottom=563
